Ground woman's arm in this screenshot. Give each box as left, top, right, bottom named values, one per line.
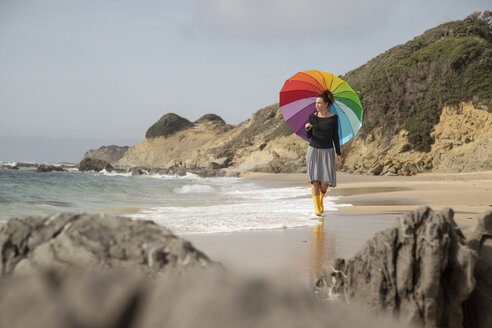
left=305, top=114, right=314, bottom=138
left=332, top=116, right=341, bottom=156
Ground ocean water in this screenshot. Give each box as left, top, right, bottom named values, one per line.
left=0, top=166, right=349, bottom=234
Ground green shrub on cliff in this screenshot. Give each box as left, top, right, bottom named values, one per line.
left=342, top=11, right=492, bottom=152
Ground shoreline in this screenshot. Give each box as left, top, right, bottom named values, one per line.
left=2, top=167, right=490, bottom=282
left=238, top=170, right=492, bottom=225
left=184, top=170, right=492, bottom=279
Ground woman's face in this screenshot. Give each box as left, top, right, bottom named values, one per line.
left=315, top=97, right=328, bottom=111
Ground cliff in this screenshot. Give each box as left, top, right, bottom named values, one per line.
left=117, top=105, right=305, bottom=173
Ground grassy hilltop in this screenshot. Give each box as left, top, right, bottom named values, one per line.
left=342, top=11, right=492, bottom=152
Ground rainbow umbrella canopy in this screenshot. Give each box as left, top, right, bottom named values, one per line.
left=279, top=70, right=363, bottom=145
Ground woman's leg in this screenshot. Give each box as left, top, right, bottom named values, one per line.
left=311, top=181, right=320, bottom=196
left=319, top=182, right=328, bottom=213
left=311, top=181, right=322, bottom=216
left=320, top=182, right=328, bottom=194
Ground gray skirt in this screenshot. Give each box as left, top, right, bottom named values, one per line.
left=305, top=145, right=337, bottom=187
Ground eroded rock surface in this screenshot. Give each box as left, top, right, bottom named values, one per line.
left=0, top=213, right=215, bottom=277
left=464, top=210, right=492, bottom=328
left=316, top=206, right=477, bottom=328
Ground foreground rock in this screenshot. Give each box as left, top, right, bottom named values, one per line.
left=0, top=268, right=402, bottom=328
left=464, top=210, right=492, bottom=328
left=0, top=213, right=216, bottom=277
left=316, top=206, right=478, bottom=327
left=0, top=213, right=401, bottom=328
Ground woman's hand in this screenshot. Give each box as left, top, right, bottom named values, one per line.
left=337, top=155, right=342, bottom=164
left=305, top=123, right=312, bottom=130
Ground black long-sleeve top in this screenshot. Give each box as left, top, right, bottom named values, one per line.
left=305, top=113, right=341, bottom=155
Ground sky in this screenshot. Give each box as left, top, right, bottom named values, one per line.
left=0, top=0, right=490, bottom=162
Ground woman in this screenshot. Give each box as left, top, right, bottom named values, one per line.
left=305, top=90, right=342, bottom=216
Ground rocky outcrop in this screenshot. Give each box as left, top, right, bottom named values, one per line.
left=0, top=213, right=216, bottom=277
left=316, top=206, right=477, bottom=328
left=145, top=113, right=194, bottom=138
left=118, top=129, right=223, bottom=169
left=82, top=145, right=130, bottom=166
left=464, top=210, right=492, bottom=328
left=79, top=157, right=114, bottom=172
left=341, top=102, right=492, bottom=175
left=115, top=101, right=491, bottom=175
left=117, top=104, right=303, bottom=172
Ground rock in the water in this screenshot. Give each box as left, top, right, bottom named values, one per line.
left=464, top=210, right=492, bottom=328
left=36, top=164, right=67, bottom=173
left=316, top=206, right=477, bottom=328
left=145, top=113, right=194, bottom=138
left=78, top=157, right=114, bottom=172
left=0, top=213, right=216, bottom=277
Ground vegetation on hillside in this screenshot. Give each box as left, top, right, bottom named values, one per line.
left=343, top=11, right=491, bottom=152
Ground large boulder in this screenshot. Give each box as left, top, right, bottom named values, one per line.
left=316, top=206, right=477, bottom=328
left=464, top=210, right=492, bottom=328
left=0, top=213, right=216, bottom=277
left=78, top=157, right=114, bottom=172
left=82, top=145, right=130, bottom=165
left=145, top=113, right=194, bottom=138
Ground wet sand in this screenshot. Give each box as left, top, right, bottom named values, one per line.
left=185, top=171, right=492, bottom=281
left=186, top=212, right=398, bottom=285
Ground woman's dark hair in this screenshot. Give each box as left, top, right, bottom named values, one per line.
left=317, top=90, right=334, bottom=106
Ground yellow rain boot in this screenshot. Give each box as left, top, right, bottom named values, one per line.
left=320, top=191, right=325, bottom=213
left=312, top=196, right=322, bottom=216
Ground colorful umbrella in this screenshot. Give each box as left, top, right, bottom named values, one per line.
left=279, top=70, right=363, bottom=145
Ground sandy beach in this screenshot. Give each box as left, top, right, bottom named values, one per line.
left=186, top=170, right=492, bottom=282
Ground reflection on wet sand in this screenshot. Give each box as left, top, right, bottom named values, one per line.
left=310, top=220, right=324, bottom=279
left=309, top=219, right=337, bottom=282
left=308, top=213, right=399, bottom=283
